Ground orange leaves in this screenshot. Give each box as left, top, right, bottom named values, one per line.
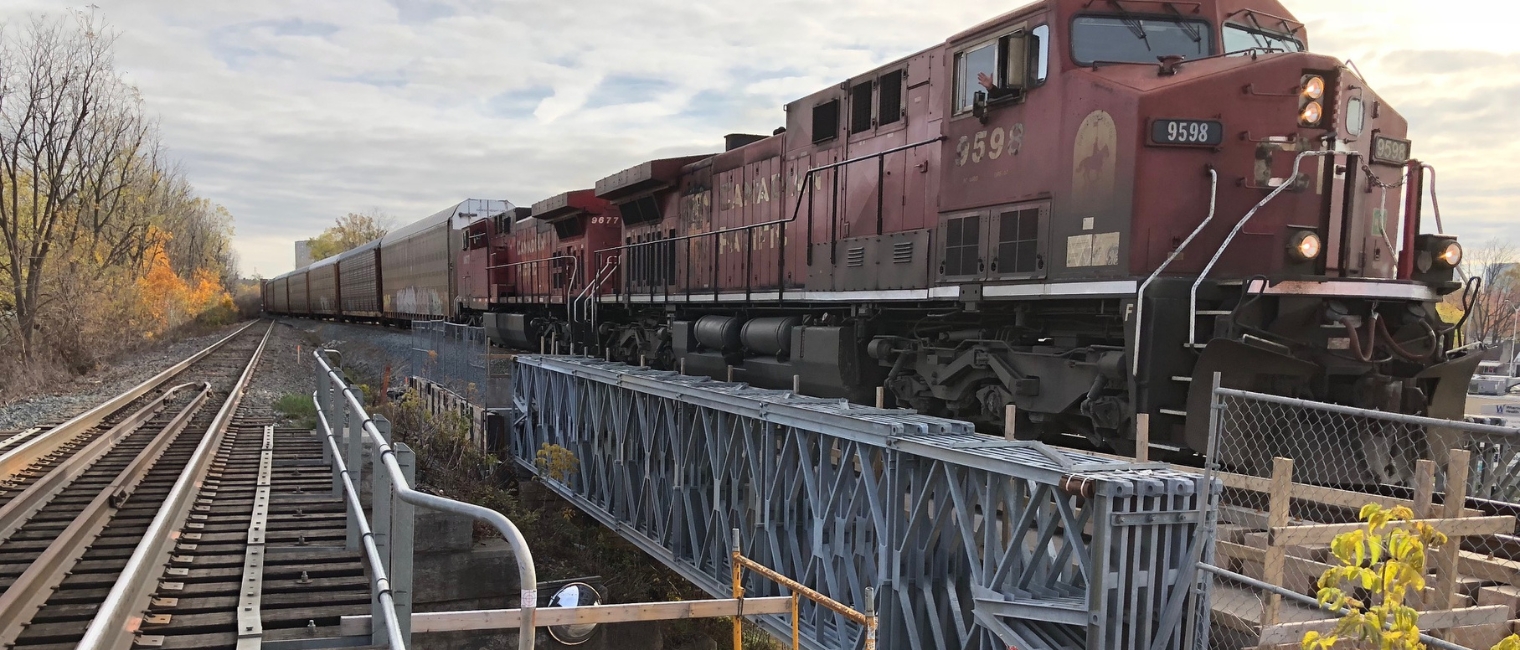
left=134, top=230, right=230, bottom=338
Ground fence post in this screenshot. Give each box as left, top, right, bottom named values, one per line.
left=1134, top=413, right=1150, bottom=462
left=332, top=381, right=347, bottom=498
left=318, top=369, right=333, bottom=466
left=1413, top=459, right=1437, bottom=519
left=371, top=415, right=392, bottom=645
left=346, top=389, right=365, bottom=552
left=1262, top=456, right=1293, bottom=626
left=392, top=442, right=417, bottom=646
left=1435, top=448, right=1471, bottom=610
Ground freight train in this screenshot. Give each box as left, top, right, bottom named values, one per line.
left=265, top=0, right=1483, bottom=484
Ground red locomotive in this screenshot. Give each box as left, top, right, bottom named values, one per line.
left=266, top=0, right=1479, bottom=483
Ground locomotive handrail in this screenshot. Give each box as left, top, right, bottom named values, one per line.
left=1188, top=150, right=1336, bottom=346
left=1132, top=167, right=1218, bottom=376
left=591, top=136, right=946, bottom=297
left=570, top=256, right=620, bottom=350
left=488, top=253, right=580, bottom=306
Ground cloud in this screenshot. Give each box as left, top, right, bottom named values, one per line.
left=2, top=0, right=1516, bottom=276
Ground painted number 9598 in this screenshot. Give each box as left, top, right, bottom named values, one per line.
left=1150, top=119, right=1223, bottom=147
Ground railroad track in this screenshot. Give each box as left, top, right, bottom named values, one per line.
left=0, top=321, right=368, bottom=650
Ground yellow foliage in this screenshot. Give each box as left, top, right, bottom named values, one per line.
left=1304, top=504, right=1449, bottom=650
left=534, top=443, right=580, bottom=482
left=134, top=229, right=232, bottom=338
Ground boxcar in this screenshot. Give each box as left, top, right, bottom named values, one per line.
left=288, top=269, right=311, bottom=316
left=269, top=275, right=290, bottom=314
left=380, top=199, right=508, bottom=322
left=337, top=240, right=382, bottom=320
left=308, top=256, right=340, bottom=317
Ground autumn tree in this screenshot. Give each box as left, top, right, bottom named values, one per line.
left=0, top=12, right=238, bottom=388
left=308, top=211, right=389, bottom=261
left=1463, top=239, right=1520, bottom=345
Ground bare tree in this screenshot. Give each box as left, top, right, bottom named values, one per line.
left=0, top=13, right=129, bottom=359
left=1462, top=239, right=1520, bottom=345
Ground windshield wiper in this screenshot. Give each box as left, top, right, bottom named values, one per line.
left=1120, top=17, right=1153, bottom=52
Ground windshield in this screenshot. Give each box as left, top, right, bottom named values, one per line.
left=1071, top=15, right=1211, bottom=65
left=1223, top=24, right=1303, bottom=55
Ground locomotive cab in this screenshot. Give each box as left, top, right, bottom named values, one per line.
left=904, top=0, right=1477, bottom=483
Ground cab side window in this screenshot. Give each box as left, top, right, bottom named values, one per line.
left=952, top=24, right=1050, bottom=115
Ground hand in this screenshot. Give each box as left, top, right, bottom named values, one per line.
left=977, top=72, right=997, bottom=90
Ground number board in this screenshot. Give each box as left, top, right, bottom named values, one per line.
left=1370, top=134, right=1412, bottom=165
left=1149, top=119, right=1224, bottom=147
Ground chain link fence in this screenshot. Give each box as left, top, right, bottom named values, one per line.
left=408, top=320, right=497, bottom=404
left=1190, top=381, right=1520, bottom=649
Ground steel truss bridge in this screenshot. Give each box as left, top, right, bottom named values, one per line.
left=510, top=355, right=1219, bottom=650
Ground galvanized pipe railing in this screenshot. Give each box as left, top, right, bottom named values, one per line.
left=314, top=392, right=408, bottom=649
left=314, top=348, right=538, bottom=650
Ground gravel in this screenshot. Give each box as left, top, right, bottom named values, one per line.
left=242, top=320, right=324, bottom=414
left=0, top=322, right=253, bottom=431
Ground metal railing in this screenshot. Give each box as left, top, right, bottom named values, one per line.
left=1188, top=150, right=1336, bottom=346
left=314, top=348, right=539, bottom=650
left=1133, top=167, right=1218, bottom=375
left=731, top=529, right=877, bottom=650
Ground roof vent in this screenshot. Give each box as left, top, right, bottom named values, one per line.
left=724, top=133, right=768, bottom=151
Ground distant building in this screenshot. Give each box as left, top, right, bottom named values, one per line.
left=295, top=240, right=313, bottom=268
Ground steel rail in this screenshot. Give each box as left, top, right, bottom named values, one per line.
left=0, top=383, right=212, bottom=645
left=0, top=383, right=198, bottom=543
left=0, top=319, right=258, bottom=481
left=314, top=347, right=539, bottom=650
left=76, top=321, right=274, bottom=650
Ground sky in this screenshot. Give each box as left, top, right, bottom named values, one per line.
left=2, top=0, right=1517, bottom=277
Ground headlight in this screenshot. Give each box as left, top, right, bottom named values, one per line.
left=1299, top=101, right=1323, bottom=126
left=1288, top=231, right=1322, bottom=262
left=1301, top=76, right=1325, bottom=100
left=1435, top=241, right=1462, bottom=268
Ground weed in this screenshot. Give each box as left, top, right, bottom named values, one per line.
left=274, top=393, right=317, bottom=429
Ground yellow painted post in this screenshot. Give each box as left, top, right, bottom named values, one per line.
left=1003, top=404, right=1017, bottom=441
left=790, top=593, right=800, bottom=650
left=731, top=529, right=744, bottom=650
left=1134, top=413, right=1150, bottom=462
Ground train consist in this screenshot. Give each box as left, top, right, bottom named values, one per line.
left=266, top=0, right=1482, bottom=483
